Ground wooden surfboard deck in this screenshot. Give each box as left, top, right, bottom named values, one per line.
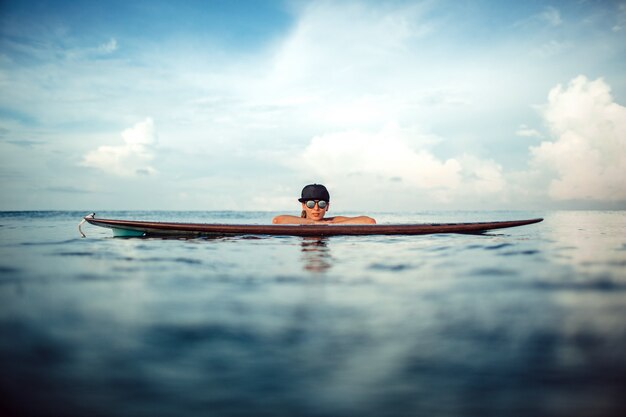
left=80, top=213, right=543, bottom=238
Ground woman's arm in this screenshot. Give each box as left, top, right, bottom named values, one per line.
left=328, top=216, right=376, bottom=224
left=272, top=215, right=376, bottom=225
left=272, top=215, right=318, bottom=225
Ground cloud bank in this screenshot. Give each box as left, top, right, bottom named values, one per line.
left=82, top=118, right=158, bottom=177
left=292, top=75, right=626, bottom=209
left=530, top=76, right=626, bottom=202
left=293, top=124, right=505, bottom=207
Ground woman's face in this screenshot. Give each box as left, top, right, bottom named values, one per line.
left=302, top=200, right=329, bottom=221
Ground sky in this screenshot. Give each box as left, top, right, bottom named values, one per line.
left=0, top=0, right=625, bottom=212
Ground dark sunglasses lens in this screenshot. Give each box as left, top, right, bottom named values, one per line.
left=305, top=200, right=327, bottom=209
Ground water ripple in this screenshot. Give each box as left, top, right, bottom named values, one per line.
left=469, top=268, right=518, bottom=277
left=0, top=265, right=20, bottom=274
left=485, top=243, right=514, bottom=250
left=369, top=263, right=415, bottom=272
left=531, top=279, right=626, bottom=292
left=501, top=250, right=540, bottom=256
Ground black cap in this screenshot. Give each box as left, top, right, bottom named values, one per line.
left=298, top=184, right=330, bottom=202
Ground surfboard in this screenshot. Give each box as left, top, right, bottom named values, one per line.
left=79, top=213, right=543, bottom=238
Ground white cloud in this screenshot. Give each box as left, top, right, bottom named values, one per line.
left=290, top=124, right=505, bottom=205
left=539, top=6, right=562, bottom=27
left=612, top=3, right=626, bottom=32
left=457, top=154, right=505, bottom=195
left=529, top=76, right=626, bottom=201
left=296, top=125, right=461, bottom=189
left=532, top=40, right=569, bottom=58
left=516, top=124, right=543, bottom=138
left=98, top=38, right=118, bottom=54
left=514, top=6, right=563, bottom=30
left=82, top=118, right=158, bottom=177
left=63, top=38, right=119, bottom=60
left=266, top=1, right=434, bottom=103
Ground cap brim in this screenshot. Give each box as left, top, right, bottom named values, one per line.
left=298, top=198, right=329, bottom=202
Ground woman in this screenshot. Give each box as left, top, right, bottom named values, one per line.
left=272, top=184, right=376, bottom=225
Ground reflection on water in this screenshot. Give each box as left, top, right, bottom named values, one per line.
left=301, top=237, right=332, bottom=273
left=0, top=211, right=625, bottom=417
left=543, top=211, right=626, bottom=278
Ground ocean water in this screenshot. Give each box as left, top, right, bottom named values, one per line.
left=0, top=210, right=625, bottom=417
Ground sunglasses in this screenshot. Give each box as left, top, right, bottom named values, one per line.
left=305, top=200, right=328, bottom=209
